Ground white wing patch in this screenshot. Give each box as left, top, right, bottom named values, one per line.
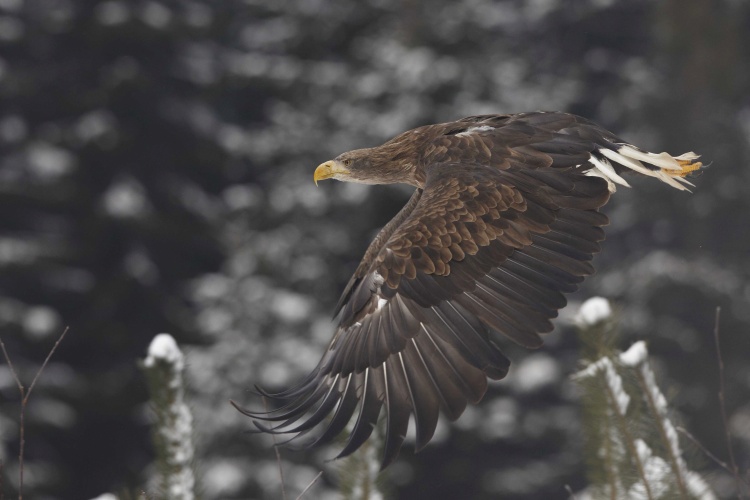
left=455, top=125, right=494, bottom=137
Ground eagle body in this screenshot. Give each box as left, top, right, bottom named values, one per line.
left=238, top=112, right=703, bottom=467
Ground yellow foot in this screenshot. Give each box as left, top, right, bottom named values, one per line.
left=676, top=159, right=704, bottom=177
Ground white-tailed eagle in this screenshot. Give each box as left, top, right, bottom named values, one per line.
left=234, top=112, right=703, bottom=468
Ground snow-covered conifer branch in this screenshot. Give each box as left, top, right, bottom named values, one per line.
left=575, top=296, right=613, bottom=327
left=621, top=342, right=716, bottom=500
left=573, top=298, right=716, bottom=500
left=143, top=333, right=196, bottom=500
left=575, top=352, right=654, bottom=499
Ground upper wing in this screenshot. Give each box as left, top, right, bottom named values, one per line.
left=240, top=114, right=612, bottom=467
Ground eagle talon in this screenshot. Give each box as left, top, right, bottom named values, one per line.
left=676, top=159, right=704, bottom=178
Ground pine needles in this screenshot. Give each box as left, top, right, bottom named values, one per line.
left=573, top=297, right=716, bottom=500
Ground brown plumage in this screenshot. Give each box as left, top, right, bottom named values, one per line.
left=234, top=112, right=703, bottom=468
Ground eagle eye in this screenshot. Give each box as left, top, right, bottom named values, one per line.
left=344, top=159, right=352, bottom=167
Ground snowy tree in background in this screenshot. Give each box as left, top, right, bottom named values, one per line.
left=143, top=334, right=196, bottom=500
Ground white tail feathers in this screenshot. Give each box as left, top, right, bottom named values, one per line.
left=587, top=155, right=631, bottom=190
left=585, top=145, right=702, bottom=193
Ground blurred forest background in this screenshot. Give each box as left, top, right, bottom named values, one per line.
left=0, top=0, right=748, bottom=498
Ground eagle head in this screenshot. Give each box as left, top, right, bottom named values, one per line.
left=314, top=149, right=381, bottom=185
left=314, top=145, right=420, bottom=187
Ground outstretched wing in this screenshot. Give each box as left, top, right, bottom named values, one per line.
left=239, top=115, right=612, bottom=468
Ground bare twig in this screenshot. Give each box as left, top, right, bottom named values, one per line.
left=0, top=326, right=69, bottom=500
left=676, top=426, right=732, bottom=473
left=25, top=328, right=69, bottom=401
left=677, top=426, right=750, bottom=499
left=0, top=342, right=23, bottom=394
left=262, top=396, right=287, bottom=500
left=713, top=307, right=745, bottom=499
left=296, top=471, right=323, bottom=500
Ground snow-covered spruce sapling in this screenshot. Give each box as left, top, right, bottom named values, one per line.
left=573, top=297, right=715, bottom=500
left=143, top=333, right=196, bottom=500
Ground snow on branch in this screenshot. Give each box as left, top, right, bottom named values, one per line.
left=143, top=333, right=196, bottom=500
left=621, top=342, right=716, bottom=500
left=573, top=355, right=630, bottom=415
left=573, top=298, right=716, bottom=500
left=145, top=333, right=185, bottom=371
left=575, top=296, right=613, bottom=327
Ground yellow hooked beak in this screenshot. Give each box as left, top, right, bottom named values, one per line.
left=314, top=160, right=349, bottom=186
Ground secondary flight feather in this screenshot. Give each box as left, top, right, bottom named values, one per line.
left=234, top=111, right=704, bottom=468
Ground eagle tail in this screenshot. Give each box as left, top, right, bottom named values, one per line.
left=585, top=144, right=704, bottom=193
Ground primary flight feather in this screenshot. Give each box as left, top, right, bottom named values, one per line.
left=235, top=111, right=703, bottom=468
